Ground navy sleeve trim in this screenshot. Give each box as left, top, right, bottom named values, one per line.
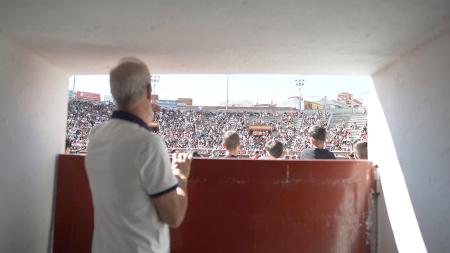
left=149, top=183, right=179, bottom=198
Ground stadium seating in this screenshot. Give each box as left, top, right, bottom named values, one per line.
left=66, top=99, right=367, bottom=156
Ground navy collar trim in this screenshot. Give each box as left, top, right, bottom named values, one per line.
left=111, top=111, right=151, bottom=131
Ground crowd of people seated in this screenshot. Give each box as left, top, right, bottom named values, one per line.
left=155, top=110, right=329, bottom=153
left=66, top=99, right=367, bottom=157
left=66, top=99, right=115, bottom=153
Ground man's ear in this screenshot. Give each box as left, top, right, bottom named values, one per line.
left=151, top=103, right=161, bottom=113
left=147, top=84, right=152, bottom=100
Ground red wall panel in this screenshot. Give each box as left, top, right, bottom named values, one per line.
left=54, top=155, right=375, bottom=253
left=54, top=155, right=93, bottom=253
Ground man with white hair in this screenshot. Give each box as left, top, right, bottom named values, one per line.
left=85, top=58, right=192, bottom=253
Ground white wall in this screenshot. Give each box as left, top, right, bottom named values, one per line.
left=371, top=31, right=450, bottom=252
left=377, top=188, right=398, bottom=253
left=0, top=34, right=68, bottom=253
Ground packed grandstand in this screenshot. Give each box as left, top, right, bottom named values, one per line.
left=66, top=98, right=367, bottom=158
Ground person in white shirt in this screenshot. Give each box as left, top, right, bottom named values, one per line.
left=85, top=57, right=192, bottom=253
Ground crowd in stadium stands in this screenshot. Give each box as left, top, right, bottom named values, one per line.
left=66, top=99, right=368, bottom=156
left=66, top=99, right=115, bottom=153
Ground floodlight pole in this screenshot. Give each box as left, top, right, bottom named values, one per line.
left=73, top=75, right=76, bottom=91
left=226, top=74, right=229, bottom=111
left=151, top=75, right=160, bottom=95
left=295, top=78, right=305, bottom=114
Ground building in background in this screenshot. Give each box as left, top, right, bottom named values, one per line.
left=76, top=91, right=101, bottom=101
left=337, top=92, right=353, bottom=105
left=304, top=100, right=323, bottom=110
left=253, top=103, right=277, bottom=108
left=285, top=96, right=302, bottom=109
left=336, top=92, right=364, bottom=108
left=177, top=98, right=193, bottom=106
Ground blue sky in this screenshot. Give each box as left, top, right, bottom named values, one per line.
left=69, top=74, right=373, bottom=106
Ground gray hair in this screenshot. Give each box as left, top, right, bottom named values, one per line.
left=110, top=57, right=151, bottom=108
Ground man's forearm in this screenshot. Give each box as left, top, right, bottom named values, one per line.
left=175, top=173, right=188, bottom=192
left=153, top=174, right=189, bottom=228
left=174, top=173, right=189, bottom=224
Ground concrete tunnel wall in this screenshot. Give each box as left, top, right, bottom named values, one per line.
left=0, top=33, right=69, bottom=253
left=371, top=31, right=450, bottom=253
left=1, top=28, right=450, bottom=252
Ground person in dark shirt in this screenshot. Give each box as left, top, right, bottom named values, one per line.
left=300, top=125, right=336, bottom=159
left=65, top=138, right=72, bottom=154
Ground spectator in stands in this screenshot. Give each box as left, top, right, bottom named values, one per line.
left=65, top=138, right=72, bottom=154
left=354, top=141, right=368, bottom=160
left=264, top=139, right=284, bottom=159
left=222, top=131, right=241, bottom=158
left=300, top=125, right=336, bottom=159
left=66, top=99, right=115, bottom=153
left=251, top=150, right=261, bottom=159
left=85, top=58, right=192, bottom=253
left=66, top=97, right=366, bottom=156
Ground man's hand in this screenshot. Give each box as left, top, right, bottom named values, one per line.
left=152, top=153, right=192, bottom=228
left=172, top=153, right=192, bottom=181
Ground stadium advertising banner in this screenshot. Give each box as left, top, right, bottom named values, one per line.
left=249, top=125, right=273, bottom=131
left=76, top=91, right=101, bottom=101
left=157, top=100, right=178, bottom=109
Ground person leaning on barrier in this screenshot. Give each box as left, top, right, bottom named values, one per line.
left=65, top=138, right=72, bottom=154
left=264, top=139, right=284, bottom=159
left=300, top=125, right=336, bottom=160
left=85, top=57, right=192, bottom=253
left=222, top=131, right=240, bottom=158
left=251, top=150, right=261, bottom=159
left=354, top=141, right=368, bottom=160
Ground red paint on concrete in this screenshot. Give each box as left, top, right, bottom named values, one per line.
left=54, top=155, right=375, bottom=253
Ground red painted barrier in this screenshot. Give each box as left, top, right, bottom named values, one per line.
left=54, top=155, right=375, bottom=253
left=53, top=155, right=93, bottom=253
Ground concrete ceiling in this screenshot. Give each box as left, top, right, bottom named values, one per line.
left=0, top=0, right=449, bottom=74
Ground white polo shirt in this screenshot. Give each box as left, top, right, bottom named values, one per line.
left=85, top=111, right=178, bottom=253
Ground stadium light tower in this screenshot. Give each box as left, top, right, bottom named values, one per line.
left=226, top=74, right=229, bottom=112
left=295, top=78, right=305, bottom=111
left=151, top=75, right=160, bottom=95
